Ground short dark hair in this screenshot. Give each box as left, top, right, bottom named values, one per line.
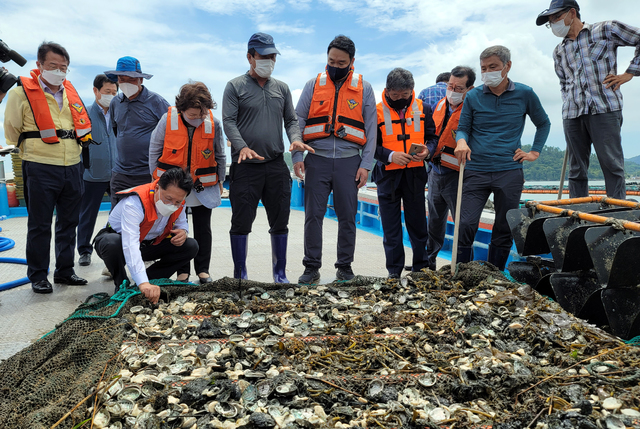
left=93, top=74, right=119, bottom=91
left=37, top=42, right=70, bottom=65
left=175, top=81, right=215, bottom=115
left=248, top=48, right=256, bottom=57
left=450, top=66, right=476, bottom=88
left=386, top=68, right=414, bottom=92
left=436, top=72, right=451, bottom=84
left=158, top=168, right=193, bottom=194
left=327, top=35, right=356, bottom=60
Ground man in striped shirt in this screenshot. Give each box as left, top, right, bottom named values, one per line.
left=537, top=0, right=640, bottom=199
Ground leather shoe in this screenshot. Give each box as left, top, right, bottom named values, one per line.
left=199, top=276, right=213, bottom=284
left=53, top=274, right=88, bottom=285
left=32, top=279, right=53, bottom=294
left=78, top=253, right=91, bottom=266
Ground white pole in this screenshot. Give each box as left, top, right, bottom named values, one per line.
left=451, top=162, right=466, bottom=276
left=557, top=148, right=569, bottom=200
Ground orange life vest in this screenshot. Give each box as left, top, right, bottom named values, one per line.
left=153, top=107, right=218, bottom=187
left=116, top=180, right=185, bottom=245
left=18, top=69, right=91, bottom=145
left=432, top=97, right=462, bottom=171
left=376, top=90, right=425, bottom=171
left=303, top=68, right=366, bottom=145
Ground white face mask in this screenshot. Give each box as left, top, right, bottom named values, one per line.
left=41, top=69, right=66, bottom=86
left=120, top=82, right=140, bottom=98
left=446, top=89, right=465, bottom=106
left=155, top=198, right=179, bottom=217
left=253, top=59, right=275, bottom=78
left=481, top=68, right=506, bottom=88
left=184, top=116, right=204, bottom=128
left=551, top=18, right=572, bottom=38
left=97, top=93, right=115, bottom=108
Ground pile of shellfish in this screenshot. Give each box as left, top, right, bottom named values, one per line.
left=87, top=269, right=640, bottom=428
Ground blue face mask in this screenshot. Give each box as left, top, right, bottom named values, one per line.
left=327, top=64, right=350, bottom=82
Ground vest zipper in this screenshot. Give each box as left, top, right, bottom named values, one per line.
left=187, top=126, right=194, bottom=172
left=331, top=82, right=341, bottom=158
left=400, top=109, right=407, bottom=154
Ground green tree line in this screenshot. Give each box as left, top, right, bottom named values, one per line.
left=522, top=145, right=640, bottom=181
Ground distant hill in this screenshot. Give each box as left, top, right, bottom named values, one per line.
left=627, top=155, right=640, bottom=165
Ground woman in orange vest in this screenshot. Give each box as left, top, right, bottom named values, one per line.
left=371, top=68, right=438, bottom=278
left=149, top=82, right=226, bottom=284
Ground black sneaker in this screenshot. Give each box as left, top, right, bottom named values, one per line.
left=298, top=267, right=320, bottom=284
left=79, top=253, right=91, bottom=266
left=336, top=266, right=355, bottom=281
left=388, top=273, right=401, bottom=279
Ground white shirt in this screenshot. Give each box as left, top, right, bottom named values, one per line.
left=108, top=195, right=189, bottom=285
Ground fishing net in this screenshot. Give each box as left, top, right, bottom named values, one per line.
left=1, top=268, right=639, bottom=429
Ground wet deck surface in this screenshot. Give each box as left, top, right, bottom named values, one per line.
left=0, top=206, right=447, bottom=360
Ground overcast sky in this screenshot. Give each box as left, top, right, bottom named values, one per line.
left=1, top=0, right=639, bottom=176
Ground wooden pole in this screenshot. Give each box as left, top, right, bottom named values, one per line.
left=451, top=162, right=466, bottom=276
left=557, top=149, right=569, bottom=200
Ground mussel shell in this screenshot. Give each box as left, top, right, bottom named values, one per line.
left=141, top=383, right=158, bottom=398
left=429, top=407, right=450, bottom=423
left=275, top=383, right=296, bottom=395
left=237, top=321, right=250, bottom=329
left=418, top=373, right=437, bottom=387
left=269, top=325, right=283, bottom=336
left=215, top=401, right=238, bottom=418
left=210, top=343, right=222, bottom=354
left=286, top=288, right=295, bottom=298
left=229, top=334, right=245, bottom=343
left=130, top=305, right=144, bottom=314
left=117, top=385, right=141, bottom=401
left=195, top=344, right=212, bottom=358
left=368, top=379, right=385, bottom=396
left=241, top=309, right=253, bottom=320
left=254, top=313, right=267, bottom=323
left=93, top=408, right=111, bottom=428
left=256, top=379, right=274, bottom=397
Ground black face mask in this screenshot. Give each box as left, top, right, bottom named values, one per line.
left=327, top=64, right=350, bottom=82
left=385, top=94, right=411, bottom=110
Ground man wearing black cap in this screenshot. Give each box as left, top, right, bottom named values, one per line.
left=222, top=33, right=313, bottom=283
left=537, top=0, right=640, bottom=200
left=105, top=56, right=170, bottom=207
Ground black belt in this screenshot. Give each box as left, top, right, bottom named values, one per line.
left=17, top=129, right=76, bottom=147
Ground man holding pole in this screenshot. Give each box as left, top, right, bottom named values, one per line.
left=454, top=46, right=550, bottom=271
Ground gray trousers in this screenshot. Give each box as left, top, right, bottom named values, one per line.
left=563, top=111, right=626, bottom=199
left=459, top=169, right=523, bottom=250
left=426, top=170, right=459, bottom=268
left=303, top=154, right=360, bottom=269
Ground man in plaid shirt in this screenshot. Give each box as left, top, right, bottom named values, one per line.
left=537, top=0, right=640, bottom=199
left=417, top=72, right=450, bottom=113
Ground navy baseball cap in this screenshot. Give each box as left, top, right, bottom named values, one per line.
left=248, top=33, right=281, bottom=56
left=104, top=56, right=153, bottom=81
left=536, top=0, right=580, bottom=26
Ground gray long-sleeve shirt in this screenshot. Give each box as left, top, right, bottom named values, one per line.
left=291, top=75, right=377, bottom=170
left=222, top=72, right=302, bottom=163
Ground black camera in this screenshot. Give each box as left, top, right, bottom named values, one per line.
left=0, top=39, right=27, bottom=102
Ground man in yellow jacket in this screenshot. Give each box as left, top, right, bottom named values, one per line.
left=3, top=42, right=89, bottom=294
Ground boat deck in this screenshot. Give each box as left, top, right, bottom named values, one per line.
left=0, top=206, right=448, bottom=360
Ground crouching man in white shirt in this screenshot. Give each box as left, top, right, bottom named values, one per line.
left=95, top=168, right=199, bottom=303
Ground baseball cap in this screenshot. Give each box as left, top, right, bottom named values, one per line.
left=248, top=33, right=281, bottom=56
left=536, top=0, right=580, bottom=26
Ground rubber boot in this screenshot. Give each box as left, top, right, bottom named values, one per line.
left=230, top=234, right=248, bottom=279
left=271, top=234, right=289, bottom=284
left=457, top=246, right=473, bottom=263
left=488, top=245, right=511, bottom=271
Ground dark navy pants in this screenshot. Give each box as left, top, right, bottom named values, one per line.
left=229, top=155, right=291, bottom=236
left=376, top=166, right=428, bottom=275
left=426, top=170, right=459, bottom=269
left=303, top=154, right=360, bottom=270
left=178, top=205, right=213, bottom=276
left=23, top=160, right=84, bottom=282
left=458, top=169, right=524, bottom=252
left=563, top=111, right=626, bottom=199
left=77, top=180, right=110, bottom=255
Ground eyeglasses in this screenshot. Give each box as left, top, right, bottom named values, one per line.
left=44, top=62, right=69, bottom=73
left=447, top=84, right=467, bottom=93
left=545, top=10, right=569, bottom=28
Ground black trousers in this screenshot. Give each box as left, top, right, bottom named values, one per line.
left=458, top=169, right=524, bottom=250
left=229, top=155, right=291, bottom=235
left=177, top=205, right=212, bottom=275
left=376, top=167, right=429, bottom=275
left=23, top=160, right=83, bottom=282
left=77, top=180, right=110, bottom=255
left=303, top=154, right=360, bottom=269
left=110, top=172, right=152, bottom=209
left=94, top=229, right=199, bottom=289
